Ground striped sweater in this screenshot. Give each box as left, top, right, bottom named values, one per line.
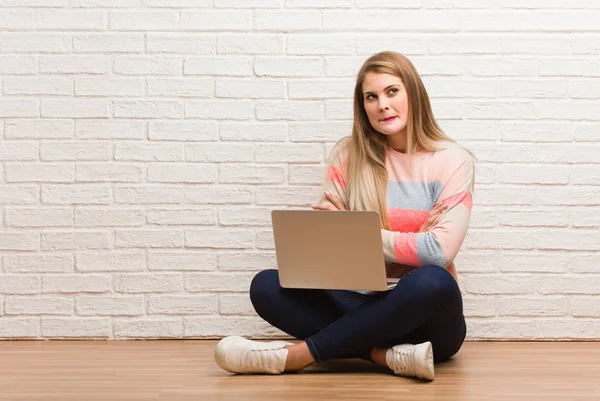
left=314, top=137, right=475, bottom=281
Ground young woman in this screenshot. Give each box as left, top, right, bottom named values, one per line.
left=214, top=51, right=476, bottom=381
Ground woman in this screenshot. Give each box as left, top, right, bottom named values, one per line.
left=214, top=51, right=476, bottom=380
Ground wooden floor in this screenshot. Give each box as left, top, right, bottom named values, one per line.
left=0, top=341, right=598, bottom=401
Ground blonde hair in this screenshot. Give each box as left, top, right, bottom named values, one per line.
left=337, top=51, right=476, bottom=229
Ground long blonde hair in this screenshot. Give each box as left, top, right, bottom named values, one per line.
left=338, top=51, right=475, bottom=229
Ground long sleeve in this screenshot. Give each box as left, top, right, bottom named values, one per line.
left=381, top=147, right=475, bottom=268
left=312, top=137, right=350, bottom=210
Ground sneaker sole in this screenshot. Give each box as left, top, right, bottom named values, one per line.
left=414, top=341, right=435, bottom=381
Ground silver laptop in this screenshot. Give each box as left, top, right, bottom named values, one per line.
left=271, top=210, right=399, bottom=292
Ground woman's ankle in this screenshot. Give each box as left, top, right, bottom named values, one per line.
left=371, top=346, right=390, bottom=368
left=284, top=342, right=315, bottom=372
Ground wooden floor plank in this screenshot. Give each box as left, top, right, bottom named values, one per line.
left=0, top=341, right=598, bottom=401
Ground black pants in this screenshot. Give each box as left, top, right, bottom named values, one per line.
left=249, top=265, right=467, bottom=363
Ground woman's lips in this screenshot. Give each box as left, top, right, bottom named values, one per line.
left=382, top=116, right=397, bottom=122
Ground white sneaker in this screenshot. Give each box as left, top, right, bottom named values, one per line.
left=386, top=341, right=435, bottom=381
left=214, top=336, right=294, bottom=374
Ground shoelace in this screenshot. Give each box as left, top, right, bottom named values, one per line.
left=393, top=347, right=415, bottom=376
left=243, top=343, right=279, bottom=369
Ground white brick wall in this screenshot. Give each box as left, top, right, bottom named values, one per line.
left=1, top=2, right=599, bottom=341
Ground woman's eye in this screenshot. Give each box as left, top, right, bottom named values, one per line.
left=366, top=94, right=375, bottom=100
left=389, top=88, right=398, bottom=95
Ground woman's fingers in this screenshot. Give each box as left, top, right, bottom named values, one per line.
left=325, top=191, right=345, bottom=211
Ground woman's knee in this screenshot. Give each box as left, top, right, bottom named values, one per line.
left=249, top=269, right=281, bottom=309
left=408, top=265, right=461, bottom=303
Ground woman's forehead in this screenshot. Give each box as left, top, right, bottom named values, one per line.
left=362, top=72, right=403, bottom=92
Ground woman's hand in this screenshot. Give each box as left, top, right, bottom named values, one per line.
left=418, top=203, right=447, bottom=233
left=311, top=191, right=347, bottom=211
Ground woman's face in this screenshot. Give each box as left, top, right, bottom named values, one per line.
left=361, top=72, right=409, bottom=139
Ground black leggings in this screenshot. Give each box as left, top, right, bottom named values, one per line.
left=249, top=265, right=466, bottom=363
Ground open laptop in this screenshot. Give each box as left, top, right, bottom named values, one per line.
left=271, top=210, right=399, bottom=292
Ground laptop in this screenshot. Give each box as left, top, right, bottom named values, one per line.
left=271, top=210, right=399, bottom=292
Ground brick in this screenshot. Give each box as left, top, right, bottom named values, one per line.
left=149, top=121, right=218, bottom=141
left=323, top=10, right=459, bottom=31
left=185, top=272, right=254, bottom=292
left=148, top=295, right=217, bottom=315
left=538, top=144, right=600, bottom=163
left=216, top=78, right=285, bottom=99
left=5, top=208, right=72, bottom=228
left=147, top=34, right=215, bottom=54
left=256, top=100, right=322, bottom=120
left=5, top=119, right=74, bottom=140
left=254, top=57, right=322, bottom=77
left=114, top=318, right=183, bottom=338
left=42, top=275, right=111, bottom=294
left=3, top=77, right=72, bottom=96
left=0, top=142, right=38, bottom=161
left=219, top=164, right=285, bottom=184
left=40, top=56, right=109, bottom=74
left=186, top=143, right=253, bottom=162
left=536, top=229, right=600, bottom=251
left=574, top=123, right=600, bottom=142
left=499, top=210, right=569, bottom=228
left=144, top=0, right=210, bottom=8
left=5, top=163, right=74, bottom=183
left=75, top=77, right=143, bottom=97
left=114, top=185, right=185, bottom=204
left=357, top=35, right=428, bottom=56
left=0, top=275, right=41, bottom=294
left=73, top=34, right=143, bottom=53
left=0, top=55, right=36, bottom=74
left=114, top=142, right=184, bottom=161
left=499, top=297, right=568, bottom=317
left=115, top=229, right=184, bottom=248
left=218, top=294, right=255, bottom=315
left=218, top=251, right=276, bottom=271
left=0, top=33, right=70, bottom=53
left=185, top=100, right=253, bottom=120
left=0, top=99, right=39, bottom=118
left=476, top=186, right=535, bottom=206
left=180, top=11, right=252, bottom=31
left=465, top=229, right=535, bottom=250
left=220, top=123, right=287, bottom=142
left=185, top=228, right=254, bottom=249
left=42, top=100, right=109, bottom=118
left=289, top=164, right=324, bottom=185
left=149, top=251, right=217, bottom=271
left=41, top=142, right=110, bottom=161
left=6, top=296, right=73, bottom=315
left=113, top=100, right=183, bottom=119
left=571, top=297, right=600, bottom=317
left=42, top=231, right=112, bottom=251
left=0, top=319, right=38, bottom=338
left=288, top=78, right=354, bottom=99
left=536, top=187, right=600, bottom=206
left=462, top=296, right=497, bottom=318
left=114, top=274, right=183, bottom=293
left=184, top=185, right=254, bottom=204
left=75, top=208, right=143, bottom=227
left=71, top=0, right=140, bottom=6
left=76, top=120, right=145, bottom=140
left=536, top=275, right=600, bottom=295
left=185, top=56, right=252, bottom=76
left=4, top=254, right=74, bottom=273
left=255, top=144, right=322, bottom=163
left=0, top=10, right=34, bottom=30
left=287, top=34, right=354, bottom=55
left=256, top=186, right=320, bottom=206
left=76, top=163, right=143, bottom=183
left=463, top=275, right=536, bottom=295
left=147, top=164, right=217, bottom=183
left=497, top=164, right=569, bottom=184
left=0, top=186, right=38, bottom=205
left=42, top=318, right=109, bottom=338
left=184, top=316, right=285, bottom=338
left=35, top=9, right=105, bottom=30
left=571, top=166, right=600, bottom=185
left=146, top=208, right=215, bottom=226
left=76, top=295, right=144, bottom=316
left=323, top=99, right=352, bottom=120
left=109, top=10, right=178, bottom=31
left=218, top=207, right=272, bottom=227
left=147, top=78, right=213, bottom=98
left=254, top=11, right=321, bottom=31
left=76, top=251, right=146, bottom=272
left=42, top=185, right=111, bottom=205
left=255, top=229, right=275, bottom=249
left=499, top=121, right=571, bottom=142
left=218, top=34, right=283, bottom=55
left=215, top=0, right=279, bottom=7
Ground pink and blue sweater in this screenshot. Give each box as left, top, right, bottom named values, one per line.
left=314, top=137, right=475, bottom=280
